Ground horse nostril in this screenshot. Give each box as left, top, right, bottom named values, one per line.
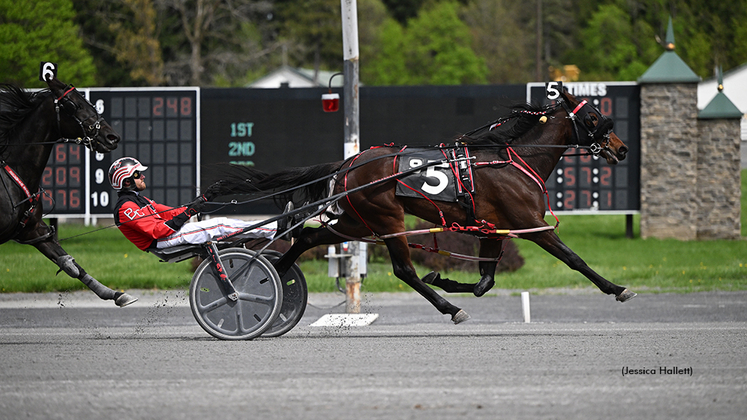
left=619, top=146, right=628, bottom=155
left=107, top=133, right=120, bottom=142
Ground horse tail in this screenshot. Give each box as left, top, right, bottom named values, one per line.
left=218, top=162, right=343, bottom=205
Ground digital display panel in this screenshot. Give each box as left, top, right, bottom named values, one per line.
left=41, top=143, right=85, bottom=214
left=527, top=82, right=640, bottom=213
left=89, top=88, right=198, bottom=213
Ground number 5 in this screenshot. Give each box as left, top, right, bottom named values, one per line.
left=546, top=81, right=563, bottom=100
left=421, top=163, right=449, bottom=195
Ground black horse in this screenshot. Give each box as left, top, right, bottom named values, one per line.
left=216, top=89, right=635, bottom=322
left=0, top=77, right=137, bottom=306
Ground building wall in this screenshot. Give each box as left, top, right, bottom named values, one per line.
left=640, top=83, right=699, bottom=240
left=641, top=83, right=742, bottom=240
left=696, top=119, right=742, bottom=239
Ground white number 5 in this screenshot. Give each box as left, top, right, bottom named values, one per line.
left=421, top=162, right=449, bottom=195
left=546, top=81, right=563, bottom=100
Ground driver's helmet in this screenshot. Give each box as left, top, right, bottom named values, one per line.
left=109, top=157, right=148, bottom=191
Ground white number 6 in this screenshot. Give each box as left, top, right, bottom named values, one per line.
left=39, top=61, right=57, bottom=82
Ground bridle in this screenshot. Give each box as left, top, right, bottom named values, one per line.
left=557, top=96, right=614, bottom=156
left=53, top=85, right=105, bottom=151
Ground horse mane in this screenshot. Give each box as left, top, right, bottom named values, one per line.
left=0, top=84, right=52, bottom=153
left=460, top=102, right=551, bottom=146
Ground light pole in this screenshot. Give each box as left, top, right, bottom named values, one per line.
left=341, top=0, right=361, bottom=313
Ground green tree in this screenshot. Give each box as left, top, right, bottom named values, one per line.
left=567, top=0, right=747, bottom=81
left=374, top=1, right=486, bottom=85
left=0, top=0, right=96, bottom=87
left=569, top=3, right=660, bottom=81
left=461, top=0, right=533, bottom=83
left=359, top=0, right=407, bottom=85
left=274, top=0, right=342, bottom=80
left=381, top=0, right=426, bottom=24
left=73, top=0, right=139, bottom=86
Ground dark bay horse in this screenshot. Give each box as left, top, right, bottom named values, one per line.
left=218, top=89, right=635, bottom=322
left=0, top=77, right=137, bottom=306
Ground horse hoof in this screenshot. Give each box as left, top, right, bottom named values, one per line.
left=422, top=271, right=439, bottom=284
left=615, top=289, right=637, bottom=302
left=115, top=292, right=138, bottom=307
left=473, top=279, right=495, bottom=297
left=451, top=310, right=470, bottom=324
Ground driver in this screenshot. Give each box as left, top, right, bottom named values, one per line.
left=109, top=157, right=293, bottom=251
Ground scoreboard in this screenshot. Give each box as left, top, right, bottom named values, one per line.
left=44, top=88, right=199, bottom=217
left=527, top=82, right=640, bottom=213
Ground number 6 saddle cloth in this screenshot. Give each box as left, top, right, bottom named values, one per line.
left=394, top=146, right=475, bottom=203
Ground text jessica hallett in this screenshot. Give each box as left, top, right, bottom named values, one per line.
left=621, top=366, right=693, bottom=376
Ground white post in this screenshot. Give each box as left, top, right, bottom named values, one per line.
left=521, top=291, right=531, bottom=323
left=341, top=0, right=361, bottom=314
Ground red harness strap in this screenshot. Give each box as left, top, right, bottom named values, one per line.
left=2, top=163, right=40, bottom=228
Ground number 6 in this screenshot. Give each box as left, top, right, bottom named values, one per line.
left=39, top=61, right=58, bottom=82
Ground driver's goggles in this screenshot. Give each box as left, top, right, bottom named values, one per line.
left=132, top=171, right=143, bottom=179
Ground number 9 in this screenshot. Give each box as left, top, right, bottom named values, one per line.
left=546, top=81, right=563, bottom=100
left=95, top=168, right=105, bottom=184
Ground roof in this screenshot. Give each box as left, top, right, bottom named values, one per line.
left=246, top=66, right=344, bottom=89
left=698, top=92, right=743, bottom=119
left=698, top=62, right=747, bottom=112
left=638, top=17, right=700, bottom=84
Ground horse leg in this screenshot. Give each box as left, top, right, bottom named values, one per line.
left=384, top=236, right=470, bottom=324
left=472, top=239, right=505, bottom=297
left=525, top=230, right=636, bottom=302
left=19, top=222, right=138, bottom=307
left=272, top=224, right=342, bottom=277
left=423, top=239, right=502, bottom=297
left=421, top=271, right=476, bottom=293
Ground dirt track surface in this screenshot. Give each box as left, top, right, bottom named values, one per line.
left=1, top=290, right=746, bottom=419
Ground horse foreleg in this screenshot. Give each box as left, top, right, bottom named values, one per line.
left=22, top=223, right=137, bottom=307
left=54, top=254, right=137, bottom=306
left=472, top=239, right=505, bottom=297
left=385, top=237, right=470, bottom=324
left=526, top=230, right=636, bottom=302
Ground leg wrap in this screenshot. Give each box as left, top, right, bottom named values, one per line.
left=56, top=255, right=80, bottom=278
left=78, top=273, right=117, bottom=300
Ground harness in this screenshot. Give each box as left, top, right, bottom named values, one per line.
left=54, top=85, right=105, bottom=150
left=0, top=160, right=54, bottom=243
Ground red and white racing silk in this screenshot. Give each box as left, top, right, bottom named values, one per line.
left=114, top=192, right=276, bottom=250
left=114, top=192, right=187, bottom=250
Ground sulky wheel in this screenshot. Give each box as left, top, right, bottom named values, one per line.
left=259, top=250, right=308, bottom=337
left=189, top=248, right=282, bottom=340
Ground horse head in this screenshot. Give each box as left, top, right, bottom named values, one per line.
left=559, top=89, right=627, bottom=165
left=45, top=77, right=120, bottom=153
